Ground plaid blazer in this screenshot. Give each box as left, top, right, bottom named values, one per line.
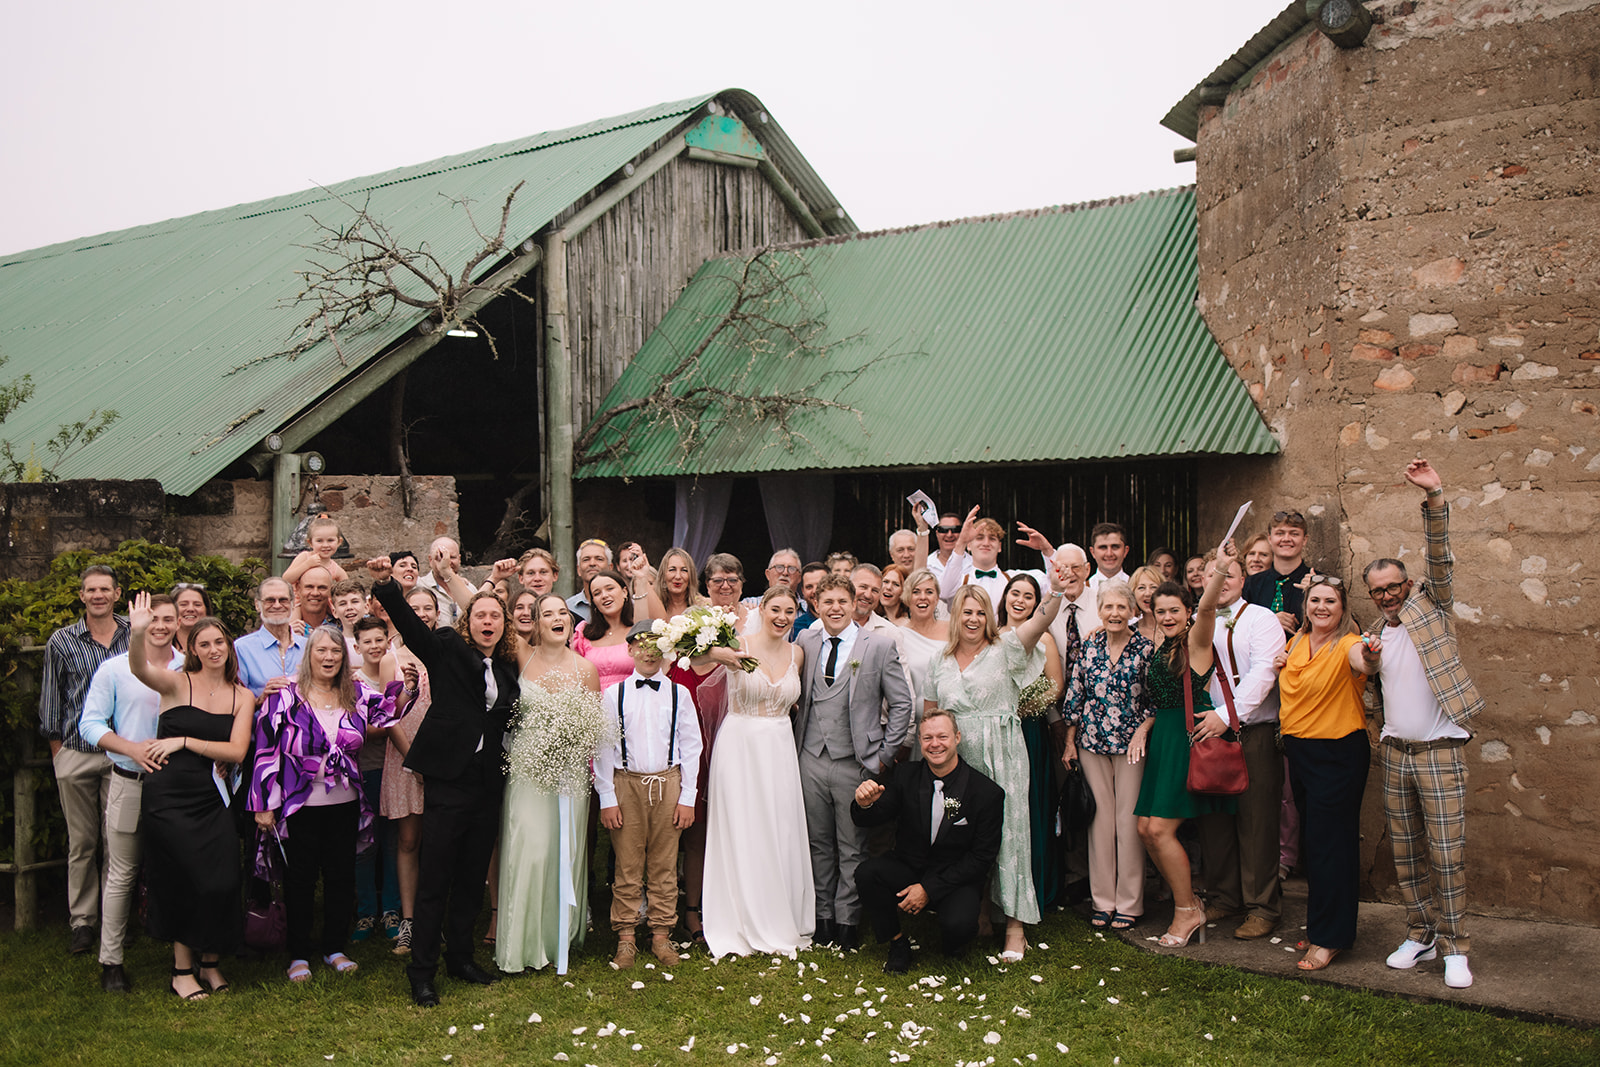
left=1369, top=501, right=1484, bottom=731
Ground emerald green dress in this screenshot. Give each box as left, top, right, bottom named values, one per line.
left=1133, top=639, right=1237, bottom=820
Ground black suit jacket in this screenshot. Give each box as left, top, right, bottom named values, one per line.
left=374, top=578, right=518, bottom=783
left=850, top=757, right=1004, bottom=901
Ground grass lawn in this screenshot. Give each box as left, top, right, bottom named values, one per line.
left=2, top=902, right=1591, bottom=1067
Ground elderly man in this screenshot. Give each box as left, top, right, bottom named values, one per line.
left=744, top=548, right=803, bottom=610
left=888, top=529, right=917, bottom=571
left=851, top=708, right=1004, bottom=972
left=79, top=593, right=185, bottom=991
left=566, top=537, right=612, bottom=622
left=1356, top=459, right=1482, bottom=990
left=1193, top=551, right=1287, bottom=940
left=39, top=564, right=129, bottom=955
left=235, top=577, right=308, bottom=698
left=415, top=537, right=464, bottom=629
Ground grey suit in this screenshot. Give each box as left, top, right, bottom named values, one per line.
left=792, top=625, right=914, bottom=925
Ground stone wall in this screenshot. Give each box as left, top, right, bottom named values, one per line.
left=0, top=480, right=168, bottom=581
left=1191, top=0, right=1600, bottom=921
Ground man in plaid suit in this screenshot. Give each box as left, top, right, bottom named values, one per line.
left=1355, top=458, right=1483, bottom=990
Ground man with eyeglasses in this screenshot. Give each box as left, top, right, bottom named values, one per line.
left=744, top=548, right=804, bottom=612
left=1242, top=508, right=1312, bottom=635
left=1355, top=459, right=1482, bottom=990
left=235, top=577, right=308, bottom=698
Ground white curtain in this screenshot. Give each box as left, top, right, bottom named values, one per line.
left=673, top=477, right=733, bottom=567
left=759, top=473, right=834, bottom=565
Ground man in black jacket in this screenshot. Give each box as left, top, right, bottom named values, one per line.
left=852, top=708, right=1004, bottom=972
left=369, top=556, right=519, bottom=1007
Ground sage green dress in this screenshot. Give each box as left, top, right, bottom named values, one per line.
left=926, top=631, right=1045, bottom=924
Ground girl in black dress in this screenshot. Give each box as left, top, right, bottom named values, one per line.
left=128, top=590, right=255, bottom=1001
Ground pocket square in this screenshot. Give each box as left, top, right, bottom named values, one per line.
left=952, top=818, right=969, bottom=826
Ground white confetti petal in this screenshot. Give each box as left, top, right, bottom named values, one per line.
left=571, top=1028, right=587, bottom=1035
left=529, top=1013, right=542, bottom=1023
left=662, top=973, right=674, bottom=981
left=552, top=1057, right=568, bottom=1063
left=1037, top=943, right=1048, bottom=950
left=679, top=1037, right=696, bottom=1052
left=983, top=1031, right=1002, bottom=1045
left=1107, top=997, right=1120, bottom=1004
left=765, top=1059, right=778, bottom=1066
left=631, top=981, right=645, bottom=989
left=472, top=1024, right=484, bottom=1032
left=1205, top=1034, right=1214, bottom=1041
left=447, top=1027, right=458, bottom=1036
left=1056, top=1043, right=1068, bottom=1053
left=727, top=1045, right=739, bottom=1054
left=1029, top=974, right=1043, bottom=983
left=750, top=995, right=763, bottom=1006
left=959, top=1021, right=968, bottom=1031
left=631, top=1044, right=642, bottom=1052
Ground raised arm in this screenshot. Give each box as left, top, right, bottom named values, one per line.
left=368, top=557, right=444, bottom=668
left=1407, top=458, right=1454, bottom=610
left=429, top=545, right=477, bottom=612
left=126, top=591, right=183, bottom=698
left=1013, top=555, right=1066, bottom=652
left=1186, top=539, right=1237, bottom=675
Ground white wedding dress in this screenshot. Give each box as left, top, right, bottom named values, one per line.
left=701, top=648, right=815, bottom=957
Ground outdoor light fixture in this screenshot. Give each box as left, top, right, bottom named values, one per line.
left=264, top=432, right=284, bottom=452
left=1310, top=0, right=1373, bottom=48
left=446, top=328, right=479, bottom=338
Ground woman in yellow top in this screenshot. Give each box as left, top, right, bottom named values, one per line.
left=1274, top=575, right=1370, bottom=972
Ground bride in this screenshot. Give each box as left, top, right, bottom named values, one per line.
left=700, top=588, right=814, bottom=956
left=496, top=593, right=601, bottom=974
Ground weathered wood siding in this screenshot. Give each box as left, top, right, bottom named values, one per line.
left=558, top=153, right=811, bottom=423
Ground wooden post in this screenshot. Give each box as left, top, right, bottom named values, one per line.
left=271, top=452, right=301, bottom=577
left=13, top=732, right=38, bottom=931
left=543, top=231, right=575, bottom=597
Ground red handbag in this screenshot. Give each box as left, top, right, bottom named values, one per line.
left=1183, top=646, right=1249, bottom=797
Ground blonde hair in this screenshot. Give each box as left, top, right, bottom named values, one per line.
left=944, top=586, right=999, bottom=655
left=294, top=628, right=358, bottom=712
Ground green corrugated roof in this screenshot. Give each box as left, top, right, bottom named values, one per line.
left=0, top=90, right=851, bottom=495
left=576, top=187, right=1277, bottom=479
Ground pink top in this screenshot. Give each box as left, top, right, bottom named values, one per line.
left=572, top=632, right=635, bottom=693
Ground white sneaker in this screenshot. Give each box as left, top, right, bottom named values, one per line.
left=1385, top=938, right=1438, bottom=969
left=1443, top=954, right=1473, bottom=988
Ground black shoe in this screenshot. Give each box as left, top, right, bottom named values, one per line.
left=101, top=964, right=131, bottom=993
left=70, top=926, right=96, bottom=955
left=814, top=918, right=836, bottom=947
left=446, top=960, right=500, bottom=985
left=884, top=937, right=913, bottom=974
left=836, top=923, right=860, bottom=950
left=409, top=977, right=441, bottom=1007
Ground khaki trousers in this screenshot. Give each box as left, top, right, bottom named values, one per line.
left=1197, top=723, right=1284, bottom=922
left=99, top=771, right=144, bottom=964
left=607, top=767, right=683, bottom=934
left=53, top=746, right=111, bottom=929
left=1078, top=749, right=1146, bottom=917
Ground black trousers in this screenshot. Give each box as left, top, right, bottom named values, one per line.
left=857, top=854, right=982, bottom=955
left=284, top=800, right=359, bottom=960
left=408, top=752, right=503, bottom=982
left=1284, top=730, right=1371, bottom=950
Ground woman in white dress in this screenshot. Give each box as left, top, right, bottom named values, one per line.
left=895, top=568, right=947, bottom=757
left=700, top=588, right=814, bottom=957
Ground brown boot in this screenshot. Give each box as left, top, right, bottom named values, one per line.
left=612, top=939, right=637, bottom=969
left=1234, top=915, right=1277, bottom=940
left=650, top=933, right=681, bottom=967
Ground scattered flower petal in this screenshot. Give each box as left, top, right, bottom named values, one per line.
left=529, top=1013, right=542, bottom=1024
left=447, top=1027, right=457, bottom=1036
left=631, top=981, right=645, bottom=989
left=1056, top=1043, right=1069, bottom=1053
left=1029, top=975, right=1043, bottom=983
left=1107, top=997, right=1120, bottom=1004
left=750, top=995, right=763, bottom=1006
left=1205, top=1033, right=1214, bottom=1041
left=472, top=1024, right=485, bottom=1032
left=983, top=1031, right=1002, bottom=1045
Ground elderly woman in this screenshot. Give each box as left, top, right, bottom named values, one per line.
left=1274, top=574, right=1371, bottom=972
left=925, top=563, right=1066, bottom=962
left=1062, top=581, right=1154, bottom=930
left=127, top=593, right=255, bottom=1001
left=249, top=627, right=408, bottom=982
left=704, top=552, right=756, bottom=634
left=1132, top=542, right=1236, bottom=950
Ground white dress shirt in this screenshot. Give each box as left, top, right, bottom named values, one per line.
left=594, top=669, right=703, bottom=808
left=1205, top=598, right=1284, bottom=726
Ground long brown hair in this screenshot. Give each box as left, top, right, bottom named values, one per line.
left=183, top=617, right=240, bottom=684
left=295, top=627, right=358, bottom=712
left=456, top=590, right=518, bottom=661
left=582, top=570, right=635, bottom=643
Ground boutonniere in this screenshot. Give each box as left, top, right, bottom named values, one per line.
left=849, top=659, right=861, bottom=672
left=941, top=795, right=962, bottom=816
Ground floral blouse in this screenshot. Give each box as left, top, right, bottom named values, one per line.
left=247, top=678, right=408, bottom=878
left=1061, top=629, right=1154, bottom=755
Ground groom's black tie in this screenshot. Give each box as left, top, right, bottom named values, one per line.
left=824, top=636, right=841, bottom=685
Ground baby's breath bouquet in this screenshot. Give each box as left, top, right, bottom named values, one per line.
left=653, top=605, right=758, bottom=672
left=1016, top=673, right=1060, bottom=719
left=505, top=685, right=616, bottom=796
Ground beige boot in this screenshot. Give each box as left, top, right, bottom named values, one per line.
left=650, top=932, right=681, bottom=966
left=612, top=939, right=637, bottom=970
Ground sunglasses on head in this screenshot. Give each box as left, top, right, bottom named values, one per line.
left=1307, top=575, right=1343, bottom=588
left=172, top=582, right=207, bottom=592
left=1272, top=510, right=1306, bottom=525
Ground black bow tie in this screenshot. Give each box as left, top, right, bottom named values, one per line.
left=635, top=678, right=661, bottom=690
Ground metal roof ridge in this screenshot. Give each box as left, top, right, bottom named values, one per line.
left=1160, top=2, right=1310, bottom=142
left=764, top=185, right=1197, bottom=251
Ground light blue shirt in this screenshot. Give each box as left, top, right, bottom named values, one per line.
left=79, top=648, right=185, bottom=773
left=235, top=625, right=307, bottom=698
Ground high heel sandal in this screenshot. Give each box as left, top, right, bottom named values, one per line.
left=1297, top=945, right=1341, bottom=971
left=169, top=967, right=209, bottom=1000
left=1157, top=904, right=1208, bottom=948
left=998, top=930, right=1028, bottom=962
left=197, top=957, right=230, bottom=993
left=683, top=904, right=706, bottom=946
left=482, top=906, right=497, bottom=947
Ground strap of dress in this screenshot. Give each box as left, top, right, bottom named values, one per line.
left=186, top=673, right=194, bottom=705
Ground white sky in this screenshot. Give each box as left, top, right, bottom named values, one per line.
left=0, top=0, right=1284, bottom=256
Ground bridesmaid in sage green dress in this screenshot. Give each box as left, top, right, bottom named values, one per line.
left=496, top=594, right=602, bottom=974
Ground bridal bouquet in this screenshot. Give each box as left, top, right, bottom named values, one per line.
left=654, top=605, right=759, bottom=673
left=504, top=685, right=616, bottom=796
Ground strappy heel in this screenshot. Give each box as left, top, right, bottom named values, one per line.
left=197, top=956, right=230, bottom=993
left=170, top=967, right=208, bottom=1000
left=1157, top=904, right=1207, bottom=948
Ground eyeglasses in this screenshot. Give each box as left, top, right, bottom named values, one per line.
left=1271, top=511, right=1306, bottom=526
left=707, top=576, right=740, bottom=586
left=770, top=564, right=800, bottom=574
left=934, top=525, right=961, bottom=535
left=260, top=596, right=292, bottom=606
left=1368, top=580, right=1411, bottom=600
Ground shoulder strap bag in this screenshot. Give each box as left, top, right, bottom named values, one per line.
left=1184, top=644, right=1249, bottom=797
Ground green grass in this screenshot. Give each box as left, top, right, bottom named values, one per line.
left=1, top=905, right=1591, bottom=1067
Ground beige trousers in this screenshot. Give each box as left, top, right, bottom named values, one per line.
left=99, top=771, right=144, bottom=964
left=53, top=746, right=111, bottom=929
left=1079, top=749, right=1146, bottom=917
left=607, top=767, right=683, bottom=934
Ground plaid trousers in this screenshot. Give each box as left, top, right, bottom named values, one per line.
left=1381, top=740, right=1470, bottom=956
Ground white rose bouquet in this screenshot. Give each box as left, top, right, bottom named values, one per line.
left=654, top=605, right=759, bottom=673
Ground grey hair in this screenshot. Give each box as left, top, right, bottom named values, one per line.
left=1363, top=557, right=1407, bottom=583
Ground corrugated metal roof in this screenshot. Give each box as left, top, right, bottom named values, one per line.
left=1161, top=3, right=1311, bottom=142
left=576, top=187, right=1277, bottom=479
left=0, top=90, right=851, bottom=495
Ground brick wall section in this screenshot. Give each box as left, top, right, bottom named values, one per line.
left=1191, top=0, right=1600, bottom=921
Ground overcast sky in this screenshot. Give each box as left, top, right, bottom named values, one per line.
left=1, top=0, right=1285, bottom=256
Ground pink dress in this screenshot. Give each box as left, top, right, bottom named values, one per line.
left=571, top=632, right=635, bottom=693
left=379, top=654, right=430, bottom=818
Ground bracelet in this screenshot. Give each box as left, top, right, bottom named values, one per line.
left=1049, top=589, right=1067, bottom=598
left=630, top=594, right=648, bottom=600
left=1426, top=488, right=1443, bottom=498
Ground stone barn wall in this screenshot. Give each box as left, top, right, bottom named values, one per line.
left=1190, top=0, right=1599, bottom=921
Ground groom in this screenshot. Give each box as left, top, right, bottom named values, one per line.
left=793, top=574, right=913, bottom=949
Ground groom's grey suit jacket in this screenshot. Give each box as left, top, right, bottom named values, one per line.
left=792, top=626, right=914, bottom=773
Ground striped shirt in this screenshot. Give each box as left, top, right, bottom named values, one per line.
left=39, top=615, right=131, bottom=752
left=1368, top=502, right=1484, bottom=730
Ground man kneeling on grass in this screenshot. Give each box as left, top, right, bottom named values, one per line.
left=851, top=708, right=1003, bottom=973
